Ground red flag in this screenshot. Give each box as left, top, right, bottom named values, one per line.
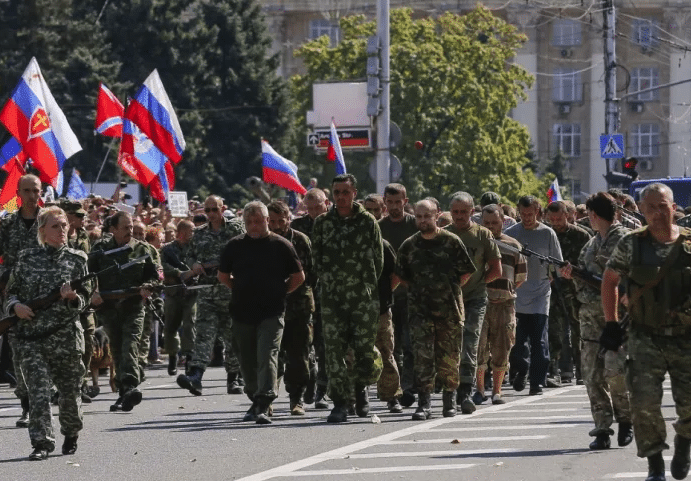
left=94, top=83, right=124, bottom=137
left=0, top=159, right=26, bottom=208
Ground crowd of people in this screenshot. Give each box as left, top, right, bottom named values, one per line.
left=2, top=173, right=691, bottom=481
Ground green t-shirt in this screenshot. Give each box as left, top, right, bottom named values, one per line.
left=445, top=222, right=501, bottom=300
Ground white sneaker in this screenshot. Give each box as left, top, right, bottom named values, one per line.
left=492, top=393, right=505, bottom=405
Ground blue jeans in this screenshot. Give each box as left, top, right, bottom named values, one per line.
left=511, top=313, right=550, bottom=389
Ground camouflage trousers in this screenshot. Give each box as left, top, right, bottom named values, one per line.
left=548, top=287, right=580, bottom=373
left=459, top=296, right=488, bottom=386
left=80, top=312, right=95, bottom=388
left=410, top=312, right=463, bottom=394
left=626, top=329, right=691, bottom=458
left=188, top=297, right=239, bottom=374
left=7, top=331, right=28, bottom=399
left=97, top=300, right=145, bottom=392
left=375, top=309, right=403, bottom=402
left=321, top=294, right=382, bottom=405
left=163, top=295, right=197, bottom=356
left=278, top=310, right=313, bottom=399
left=15, top=328, right=85, bottom=450
left=392, top=290, right=414, bottom=392
left=478, top=299, right=517, bottom=371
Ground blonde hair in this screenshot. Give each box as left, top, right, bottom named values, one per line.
left=37, top=206, right=67, bottom=246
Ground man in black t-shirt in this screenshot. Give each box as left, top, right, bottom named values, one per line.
left=218, top=201, right=305, bottom=425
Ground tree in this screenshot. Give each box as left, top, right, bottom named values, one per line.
left=292, top=7, right=551, bottom=203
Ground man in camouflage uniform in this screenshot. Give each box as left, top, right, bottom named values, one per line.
left=312, top=174, right=383, bottom=423
left=563, top=192, right=632, bottom=452
left=602, top=183, right=691, bottom=481
left=6, top=206, right=93, bottom=459
left=291, top=188, right=328, bottom=408
left=160, top=220, right=197, bottom=376
left=444, top=192, right=502, bottom=413
left=0, top=174, right=42, bottom=427
left=176, top=195, right=245, bottom=396
left=268, top=200, right=314, bottom=415
left=90, top=211, right=162, bottom=412
left=395, top=200, right=476, bottom=420
left=545, top=201, right=591, bottom=387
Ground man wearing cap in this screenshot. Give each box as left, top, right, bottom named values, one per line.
left=472, top=192, right=517, bottom=232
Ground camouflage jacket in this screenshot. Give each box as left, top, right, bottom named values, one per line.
left=576, top=222, right=629, bottom=304
left=0, top=207, right=41, bottom=281
left=89, top=236, right=162, bottom=294
left=186, top=217, right=245, bottom=301
left=312, top=203, right=383, bottom=297
left=5, top=245, right=92, bottom=342
left=68, top=227, right=91, bottom=254
left=282, top=228, right=315, bottom=316
left=291, top=215, right=315, bottom=240
left=554, top=224, right=592, bottom=265
left=160, top=240, right=197, bottom=298
left=396, top=230, right=476, bottom=322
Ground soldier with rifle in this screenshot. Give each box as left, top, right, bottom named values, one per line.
left=89, top=211, right=162, bottom=413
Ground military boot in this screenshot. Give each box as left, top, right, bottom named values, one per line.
left=672, top=435, right=691, bottom=480
left=314, top=386, right=329, bottom=409
left=327, top=403, right=348, bottom=423
left=442, top=391, right=456, bottom=418
left=545, top=361, right=562, bottom=388
left=646, top=452, right=666, bottom=481
left=412, top=392, right=431, bottom=420
left=110, top=395, right=123, bottom=412
left=589, top=432, right=611, bottom=450
left=121, top=387, right=142, bottom=412
left=177, top=367, right=203, bottom=396
left=167, top=354, right=178, bottom=376
left=355, top=385, right=370, bottom=418
left=16, top=396, right=30, bottom=427
left=400, top=389, right=416, bottom=408
left=618, top=422, right=634, bottom=447
left=457, top=384, right=476, bottom=414
left=227, top=371, right=243, bottom=395
left=256, top=400, right=272, bottom=425
left=62, top=435, right=78, bottom=455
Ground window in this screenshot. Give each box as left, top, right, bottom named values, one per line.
left=633, top=19, right=659, bottom=49
left=309, top=19, right=340, bottom=46
left=630, top=124, right=660, bottom=157
left=630, top=67, right=659, bottom=101
left=553, top=20, right=582, bottom=46
left=553, top=68, right=583, bottom=102
left=553, top=124, right=581, bottom=157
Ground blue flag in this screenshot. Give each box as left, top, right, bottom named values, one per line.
left=66, top=169, right=89, bottom=200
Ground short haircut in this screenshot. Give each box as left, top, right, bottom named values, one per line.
left=37, top=206, right=66, bottom=246
left=19, top=174, right=41, bottom=188
left=111, top=211, right=132, bottom=229
left=267, top=200, right=291, bottom=218
left=145, top=226, right=162, bottom=243
left=383, top=183, right=406, bottom=198
left=517, top=195, right=541, bottom=210
left=205, top=194, right=224, bottom=206
left=415, top=199, right=439, bottom=213
left=585, top=192, right=617, bottom=222
left=563, top=200, right=576, bottom=214
left=449, top=191, right=474, bottom=208
left=546, top=201, right=567, bottom=214
left=364, top=194, right=384, bottom=207
left=304, top=188, right=327, bottom=202
left=176, top=219, right=194, bottom=232
left=622, top=194, right=637, bottom=210
left=332, top=173, right=357, bottom=188
left=423, top=196, right=440, bottom=211
left=640, top=182, right=674, bottom=203
left=482, top=203, right=504, bottom=218
left=243, top=201, right=269, bottom=220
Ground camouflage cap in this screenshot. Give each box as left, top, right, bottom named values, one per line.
left=480, top=191, right=500, bottom=207
left=59, top=199, right=87, bottom=216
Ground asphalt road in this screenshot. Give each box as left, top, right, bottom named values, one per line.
left=0, top=365, right=679, bottom=481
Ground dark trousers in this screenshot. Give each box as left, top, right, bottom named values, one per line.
left=278, top=312, right=313, bottom=399
left=511, top=313, right=550, bottom=389
left=392, top=291, right=414, bottom=392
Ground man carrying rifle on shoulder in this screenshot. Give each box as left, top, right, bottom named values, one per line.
left=89, top=211, right=162, bottom=412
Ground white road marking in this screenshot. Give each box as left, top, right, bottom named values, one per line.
left=605, top=472, right=670, bottom=478
left=345, top=447, right=525, bottom=459
left=380, top=435, right=549, bottom=444
left=497, top=408, right=581, bottom=412
left=274, top=464, right=476, bottom=476
left=430, top=424, right=581, bottom=432
left=457, top=414, right=591, bottom=421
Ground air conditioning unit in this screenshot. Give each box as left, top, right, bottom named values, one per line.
left=639, top=159, right=654, bottom=171
left=559, top=103, right=571, bottom=115
left=630, top=102, right=644, bottom=113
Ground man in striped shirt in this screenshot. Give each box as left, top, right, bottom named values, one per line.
left=476, top=204, right=528, bottom=404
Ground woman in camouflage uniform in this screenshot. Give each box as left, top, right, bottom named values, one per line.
left=5, top=206, right=92, bottom=460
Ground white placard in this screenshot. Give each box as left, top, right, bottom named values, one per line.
left=168, top=191, right=188, bottom=218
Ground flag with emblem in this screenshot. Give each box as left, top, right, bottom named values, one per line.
left=0, top=57, right=82, bottom=187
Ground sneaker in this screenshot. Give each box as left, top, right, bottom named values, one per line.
left=387, top=399, right=403, bottom=413
left=472, top=391, right=487, bottom=405
left=290, top=402, right=306, bottom=416
left=491, top=393, right=506, bottom=405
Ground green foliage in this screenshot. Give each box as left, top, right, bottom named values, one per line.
left=292, top=6, right=550, bottom=204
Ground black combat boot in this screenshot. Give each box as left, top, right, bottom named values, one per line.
left=355, top=386, right=370, bottom=417
left=121, top=387, right=142, bottom=412
left=16, top=396, right=30, bottom=427
left=589, top=432, right=611, bottom=450
left=457, top=384, right=476, bottom=414
left=442, top=391, right=456, bottom=418
left=618, top=422, right=634, bottom=447
left=314, top=386, right=329, bottom=409
left=227, top=371, right=243, bottom=394
left=110, top=394, right=123, bottom=412
left=177, top=367, right=203, bottom=396
left=243, top=401, right=258, bottom=422
left=326, top=404, right=348, bottom=423
left=672, top=435, right=691, bottom=480
left=412, top=392, right=431, bottom=420
left=62, top=435, right=78, bottom=455
left=400, top=389, right=416, bottom=408
left=168, top=354, right=178, bottom=376
left=646, top=452, right=666, bottom=481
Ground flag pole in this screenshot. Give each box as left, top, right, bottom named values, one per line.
left=92, top=137, right=117, bottom=192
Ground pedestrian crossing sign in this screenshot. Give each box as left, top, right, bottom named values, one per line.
left=600, top=134, right=624, bottom=159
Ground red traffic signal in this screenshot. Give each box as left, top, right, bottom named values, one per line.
left=623, top=157, right=639, bottom=181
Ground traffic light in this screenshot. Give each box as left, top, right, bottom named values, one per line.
left=623, top=157, right=639, bottom=181
left=605, top=171, right=635, bottom=188
left=366, top=35, right=382, bottom=117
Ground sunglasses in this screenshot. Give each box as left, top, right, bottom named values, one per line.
left=204, top=207, right=220, bottom=213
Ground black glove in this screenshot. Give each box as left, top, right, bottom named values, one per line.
left=599, top=322, right=625, bottom=351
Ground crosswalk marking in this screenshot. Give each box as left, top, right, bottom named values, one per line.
left=276, top=464, right=477, bottom=476
left=459, top=414, right=591, bottom=421
left=430, top=424, right=582, bottom=432
left=497, top=408, right=581, bottom=413
left=381, top=435, right=549, bottom=444
left=346, top=448, right=525, bottom=459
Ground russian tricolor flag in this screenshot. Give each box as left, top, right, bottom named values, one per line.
left=124, top=70, right=185, bottom=164
left=326, top=121, right=346, bottom=175
left=0, top=57, right=82, bottom=187
left=547, top=177, right=563, bottom=203
left=94, top=83, right=124, bottom=137
left=261, top=140, right=307, bottom=195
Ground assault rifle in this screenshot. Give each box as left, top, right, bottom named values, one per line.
left=616, top=205, right=645, bottom=224
left=0, top=265, right=115, bottom=337
left=97, top=283, right=215, bottom=301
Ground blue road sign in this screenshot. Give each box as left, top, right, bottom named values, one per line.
left=600, top=134, right=625, bottom=159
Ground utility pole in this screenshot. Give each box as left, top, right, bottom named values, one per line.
left=375, top=0, right=390, bottom=193
left=603, top=0, right=617, bottom=180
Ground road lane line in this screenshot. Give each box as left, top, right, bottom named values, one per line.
left=380, top=435, right=549, bottom=444
left=274, top=464, right=476, bottom=476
